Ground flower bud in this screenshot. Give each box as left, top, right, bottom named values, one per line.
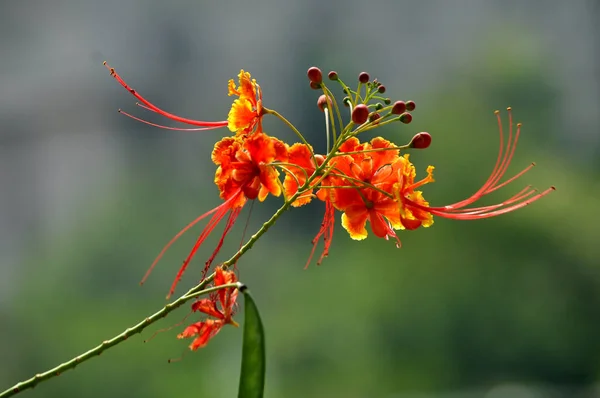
left=409, top=132, right=431, bottom=149
left=377, top=85, right=386, bottom=94
left=307, top=67, right=323, bottom=84
left=369, top=112, right=381, bottom=123
left=317, top=94, right=332, bottom=112
left=310, top=81, right=321, bottom=90
left=352, top=104, right=369, bottom=124
left=399, top=112, right=412, bottom=124
left=375, top=103, right=383, bottom=111
left=405, top=100, right=416, bottom=112
left=391, top=101, right=406, bottom=115
left=384, top=98, right=391, bottom=105
left=342, top=97, right=351, bottom=107
left=358, top=72, right=370, bottom=83
left=328, top=71, right=338, bottom=80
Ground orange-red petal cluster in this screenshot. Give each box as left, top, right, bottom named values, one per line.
left=212, top=131, right=288, bottom=208
left=227, top=70, right=263, bottom=135
left=178, top=267, right=239, bottom=350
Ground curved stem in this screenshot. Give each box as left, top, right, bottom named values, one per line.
left=263, top=108, right=317, bottom=166
left=0, top=282, right=239, bottom=398
left=1, top=190, right=302, bottom=398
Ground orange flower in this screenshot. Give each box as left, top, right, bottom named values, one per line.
left=398, top=108, right=554, bottom=223
left=329, top=137, right=405, bottom=245
left=178, top=268, right=239, bottom=350
left=213, top=131, right=288, bottom=207
left=141, top=132, right=287, bottom=298
left=283, top=143, right=321, bottom=206
left=227, top=70, right=263, bottom=135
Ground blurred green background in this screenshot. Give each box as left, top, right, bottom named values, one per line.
left=1, top=1, right=599, bottom=397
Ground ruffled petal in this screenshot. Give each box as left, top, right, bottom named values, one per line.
left=341, top=206, right=368, bottom=240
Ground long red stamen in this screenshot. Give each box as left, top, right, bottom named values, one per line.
left=118, top=109, right=226, bottom=132
left=202, top=206, right=243, bottom=280
left=403, top=108, right=554, bottom=220
left=104, top=62, right=228, bottom=128
left=305, top=200, right=335, bottom=268
left=141, top=201, right=227, bottom=286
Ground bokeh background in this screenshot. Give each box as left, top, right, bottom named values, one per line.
left=1, top=1, right=599, bottom=397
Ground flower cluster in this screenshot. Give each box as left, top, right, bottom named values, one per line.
left=106, top=64, right=554, bottom=349
left=177, top=267, right=239, bottom=350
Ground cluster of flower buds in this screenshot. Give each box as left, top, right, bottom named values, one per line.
left=106, top=63, right=554, bottom=350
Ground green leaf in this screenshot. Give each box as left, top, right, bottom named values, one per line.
left=238, top=287, right=266, bottom=398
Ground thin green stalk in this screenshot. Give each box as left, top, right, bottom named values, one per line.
left=0, top=282, right=239, bottom=398
left=1, top=190, right=303, bottom=398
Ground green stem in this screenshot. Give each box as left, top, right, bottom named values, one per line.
left=0, top=191, right=301, bottom=398
left=0, top=282, right=239, bottom=398
left=263, top=108, right=317, bottom=166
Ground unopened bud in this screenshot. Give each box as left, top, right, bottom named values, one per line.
left=377, top=85, right=386, bottom=94
left=409, top=132, right=431, bottom=149
left=343, top=97, right=351, bottom=107
left=317, top=95, right=332, bottom=112
left=352, top=104, right=369, bottom=124
left=405, top=100, right=416, bottom=112
left=328, top=71, right=338, bottom=81
left=399, top=112, right=413, bottom=124
left=307, top=67, right=323, bottom=84
left=314, top=154, right=326, bottom=166
left=384, top=98, right=391, bottom=105
left=391, top=101, right=406, bottom=115
left=358, top=72, right=370, bottom=83
left=310, top=81, right=321, bottom=90
left=375, top=103, right=383, bottom=111
left=369, top=112, right=381, bottom=123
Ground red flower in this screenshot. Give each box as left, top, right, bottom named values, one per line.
left=178, top=268, right=239, bottom=350
left=213, top=131, right=288, bottom=208
left=227, top=70, right=264, bottom=135
left=329, top=137, right=406, bottom=245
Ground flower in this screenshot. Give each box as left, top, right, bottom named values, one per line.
left=329, top=137, right=407, bottom=245
left=178, top=268, right=239, bottom=350
left=104, top=62, right=229, bottom=131
left=227, top=70, right=263, bottom=135
left=213, top=131, right=288, bottom=208
left=398, top=108, right=555, bottom=223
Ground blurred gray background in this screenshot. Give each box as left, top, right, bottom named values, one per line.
left=1, top=1, right=599, bottom=397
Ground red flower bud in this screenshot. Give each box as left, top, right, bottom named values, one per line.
left=405, top=100, right=416, bottom=112
left=317, top=95, right=332, bottom=112
left=391, top=101, right=406, bottom=115
left=358, top=72, right=370, bottom=83
left=399, top=112, right=412, bottom=124
left=328, top=71, right=338, bottom=80
left=352, top=104, right=370, bottom=124
left=307, top=67, right=323, bottom=84
left=409, top=132, right=431, bottom=149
